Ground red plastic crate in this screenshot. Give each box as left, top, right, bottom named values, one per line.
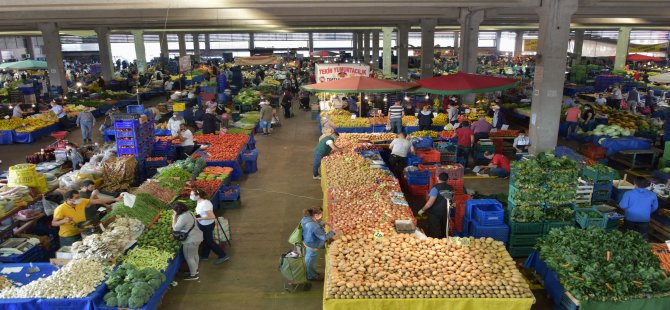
left=493, top=139, right=505, bottom=154
left=582, top=149, right=606, bottom=160
left=447, top=179, right=465, bottom=194
left=406, top=183, right=430, bottom=197
left=452, top=194, right=471, bottom=233
left=415, top=149, right=441, bottom=163
left=579, top=143, right=606, bottom=159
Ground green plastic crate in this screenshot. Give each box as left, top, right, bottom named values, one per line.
left=507, top=245, right=535, bottom=258
left=544, top=221, right=574, bottom=234
left=508, top=233, right=543, bottom=246
left=507, top=216, right=544, bottom=234
left=575, top=209, right=605, bottom=229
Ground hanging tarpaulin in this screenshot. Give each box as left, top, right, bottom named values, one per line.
left=234, top=56, right=281, bottom=66
left=179, top=56, right=192, bottom=72
left=315, top=63, right=371, bottom=83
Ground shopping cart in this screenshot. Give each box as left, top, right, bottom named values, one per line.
left=49, top=131, right=69, bottom=149
left=278, top=244, right=312, bottom=292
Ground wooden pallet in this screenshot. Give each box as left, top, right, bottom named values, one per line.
left=576, top=185, right=594, bottom=204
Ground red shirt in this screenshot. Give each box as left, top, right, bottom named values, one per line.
left=565, top=107, right=581, bottom=122
left=456, top=127, right=474, bottom=147
left=492, top=154, right=511, bottom=172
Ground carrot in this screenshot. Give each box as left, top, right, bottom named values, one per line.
left=605, top=283, right=614, bottom=291
left=632, top=280, right=642, bottom=287
left=562, top=263, right=570, bottom=268
left=606, top=250, right=611, bottom=262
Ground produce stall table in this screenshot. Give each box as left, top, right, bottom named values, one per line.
left=608, top=149, right=660, bottom=170
left=13, top=123, right=60, bottom=144
left=564, top=86, right=594, bottom=97
left=0, top=263, right=107, bottom=310
left=0, top=130, right=14, bottom=144
left=206, top=159, right=243, bottom=181
left=525, top=251, right=670, bottom=310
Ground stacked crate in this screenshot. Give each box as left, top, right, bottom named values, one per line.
left=219, top=184, right=241, bottom=209
left=464, top=200, right=508, bottom=243
left=473, top=139, right=495, bottom=165
left=114, top=117, right=155, bottom=161
left=435, top=142, right=458, bottom=164
left=581, top=164, right=619, bottom=203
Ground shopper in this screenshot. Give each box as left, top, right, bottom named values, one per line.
left=447, top=104, right=458, bottom=125
left=178, top=123, right=195, bottom=159
left=202, top=108, right=221, bottom=135
left=580, top=105, right=595, bottom=131
left=455, top=121, right=474, bottom=168
left=312, top=132, right=342, bottom=180
left=512, top=130, right=531, bottom=154
left=389, top=133, right=414, bottom=178
left=619, top=178, right=658, bottom=240
left=52, top=190, right=120, bottom=246
left=564, top=104, right=581, bottom=136
left=259, top=100, right=274, bottom=136
left=417, top=105, right=434, bottom=131
left=48, top=100, right=71, bottom=129
left=403, top=101, right=416, bottom=117
left=481, top=151, right=511, bottom=178
left=491, top=105, right=505, bottom=129
left=301, top=208, right=336, bottom=281
left=65, top=142, right=84, bottom=169
left=190, top=189, right=230, bottom=264
left=167, top=113, right=185, bottom=136
left=76, top=107, right=95, bottom=144
left=387, top=101, right=404, bottom=134
left=418, top=172, right=454, bottom=238
left=281, top=91, right=293, bottom=118
left=471, top=116, right=492, bottom=142
left=171, top=202, right=203, bottom=281
left=627, top=88, right=640, bottom=114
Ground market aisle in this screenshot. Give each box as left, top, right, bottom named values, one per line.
left=161, top=103, right=325, bottom=309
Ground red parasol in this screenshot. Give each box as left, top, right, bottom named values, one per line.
left=414, top=72, right=519, bottom=95
left=301, top=76, right=417, bottom=93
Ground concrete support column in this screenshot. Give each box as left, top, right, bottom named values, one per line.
left=372, top=31, right=380, bottom=69
left=23, top=37, right=35, bottom=59
left=514, top=31, right=524, bottom=57
left=249, top=33, right=255, bottom=50
left=357, top=32, right=364, bottom=60
left=453, top=31, right=459, bottom=56
left=132, top=30, right=147, bottom=73
left=382, top=27, right=393, bottom=75
left=352, top=32, right=358, bottom=60
left=178, top=33, right=187, bottom=57
left=192, top=33, right=201, bottom=59
left=573, top=30, right=584, bottom=65
left=614, top=27, right=631, bottom=71
left=159, top=32, right=169, bottom=58
left=495, top=31, right=503, bottom=53
left=529, top=0, right=578, bottom=154
left=38, top=23, right=66, bottom=91
left=396, top=24, right=410, bottom=80
left=94, top=27, right=114, bottom=82
left=458, top=8, right=484, bottom=73
left=308, top=32, right=314, bottom=55
left=204, top=34, right=211, bottom=57
left=363, top=32, right=371, bottom=64
left=421, top=18, right=437, bottom=79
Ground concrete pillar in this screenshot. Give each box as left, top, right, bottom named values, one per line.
left=352, top=32, right=358, bottom=60
left=421, top=19, right=437, bottom=79
left=382, top=27, right=393, bottom=75
left=363, top=32, right=371, bottom=64
left=458, top=8, right=484, bottom=73
left=529, top=0, right=578, bottom=154
left=495, top=31, right=503, bottom=53
left=249, top=33, right=255, bottom=51
left=514, top=31, right=524, bottom=57
left=308, top=32, right=314, bottom=55
left=23, top=37, right=35, bottom=59
left=357, top=32, right=364, bottom=61
left=396, top=24, right=410, bottom=79
left=159, top=32, right=169, bottom=58
left=453, top=31, right=459, bottom=56
left=614, top=27, right=631, bottom=71
left=37, top=23, right=66, bottom=91
left=372, top=31, right=380, bottom=69
left=192, top=33, right=201, bottom=59
left=572, top=30, right=584, bottom=65
left=132, top=30, right=147, bottom=73
left=94, top=27, right=114, bottom=82
left=204, top=34, right=211, bottom=57
left=178, top=33, right=187, bottom=57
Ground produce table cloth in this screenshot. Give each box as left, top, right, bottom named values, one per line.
left=319, top=164, right=533, bottom=310
left=0, top=263, right=106, bottom=310
left=525, top=251, right=670, bottom=310
left=0, top=130, right=14, bottom=144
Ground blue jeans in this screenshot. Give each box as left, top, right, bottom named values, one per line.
left=565, top=121, right=578, bottom=136
left=459, top=146, right=471, bottom=168
left=60, top=235, right=82, bottom=247
left=305, top=246, right=320, bottom=279
left=390, top=118, right=403, bottom=134
left=80, top=121, right=93, bottom=142
left=313, top=152, right=324, bottom=177
left=490, top=167, right=509, bottom=178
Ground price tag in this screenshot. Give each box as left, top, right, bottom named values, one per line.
left=381, top=215, right=390, bottom=222
left=373, top=231, right=384, bottom=240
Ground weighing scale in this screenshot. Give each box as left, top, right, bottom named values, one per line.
left=0, top=238, right=40, bottom=256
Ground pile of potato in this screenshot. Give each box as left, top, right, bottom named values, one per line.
left=322, top=154, right=390, bottom=189
left=326, top=234, right=533, bottom=299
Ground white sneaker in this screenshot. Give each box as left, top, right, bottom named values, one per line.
left=313, top=176, right=321, bottom=180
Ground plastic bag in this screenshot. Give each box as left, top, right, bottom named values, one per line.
left=58, top=172, right=81, bottom=191
left=122, top=192, right=136, bottom=208
left=42, top=196, right=58, bottom=216
left=214, top=217, right=231, bottom=243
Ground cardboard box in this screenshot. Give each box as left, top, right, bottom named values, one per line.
left=56, top=246, right=73, bottom=259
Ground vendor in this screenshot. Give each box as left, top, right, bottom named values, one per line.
left=471, top=116, right=492, bottom=142
left=12, top=104, right=30, bottom=118
left=178, top=123, right=195, bottom=159
left=79, top=180, right=119, bottom=221
left=389, top=133, right=414, bottom=178
left=447, top=103, right=458, bottom=125
left=491, top=105, right=505, bottom=129
left=595, top=93, right=607, bottom=107
left=480, top=151, right=511, bottom=178
left=52, top=190, right=121, bottom=246
left=580, top=105, right=595, bottom=131
left=417, top=105, right=434, bottom=131
left=418, top=172, right=454, bottom=238
left=168, top=113, right=185, bottom=136
left=619, top=178, right=658, bottom=240
left=512, top=130, right=531, bottom=157
left=312, top=132, right=342, bottom=180
left=65, top=142, right=84, bottom=169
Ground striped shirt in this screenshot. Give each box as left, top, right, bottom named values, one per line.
left=388, top=105, right=404, bottom=119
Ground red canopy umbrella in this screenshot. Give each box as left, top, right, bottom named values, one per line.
left=414, top=72, right=519, bottom=95
left=301, top=76, right=417, bottom=93
left=607, top=54, right=664, bottom=62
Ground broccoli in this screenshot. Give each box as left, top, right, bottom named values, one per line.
left=131, top=282, right=153, bottom=297
left=105, top=296, right=118, bottom=307
left=116, top=293, right=130, bottom=307
left=103, top=291, right=117, bottom=306
left=105, top=274, right=122, bottom=289
left=115, top=283, right=132, bottom=295
left=128, top=295, right=148, bottom=308
left=148, top=278, right=162, bottom=290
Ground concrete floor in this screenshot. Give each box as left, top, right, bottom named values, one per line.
left=1, top=99, right=553, bottom=309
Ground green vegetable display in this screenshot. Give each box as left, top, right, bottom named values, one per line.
left=122, top=246, right=175, bottom=272
left=172, top=157, right=206, bottom=176
left=155, top=166, right=192, bottom=192
left=136, top=210, right=181, bottom=253
left=578, top=210, right=603, bottom=219
left=101, top=197, right=159, bottom=225
left=510, top=205, right=544, bottom=223
left=545, top=205, right=575, bottom=222
left=233, top=88, right=261, bottom=107
left=538, top=227, right=670, bottom=302
left=103, top=265, right=166, bottom=308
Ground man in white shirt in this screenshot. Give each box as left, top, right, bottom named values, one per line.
left=178, top=123, right=195, bottom=159
left=513, top=130, right=531, bottom=159
left=167, top=114, right=185, bottom=136
left=595, top=93, right=607, bottom=107
left=447, top=104, right=458, bottom=124
left=389, top=133, right=414, bottom=178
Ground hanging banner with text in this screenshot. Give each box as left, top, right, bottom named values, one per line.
left=315, top=63, right=371, bottom=83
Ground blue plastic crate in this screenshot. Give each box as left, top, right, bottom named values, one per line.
left=466, top=199, right=503, bottom=221
left=113, top=119, right=140, bottom=129
left=405, top=169, right=431, bottom=186
left=406, top=154, right=422, bottom=166
left=243, top=160, right=257, bottom=173
left=116, top=138, right=138, bottom=147
left=412, top=137, right=433, bottom=149
left=473, top=202, right=505, bottom=226
left=219, top=184, right=241, bottom=201
left=470, top=221, right=509, bottom=243
left=126, top=105, right=145, bottom=114
left=241, top=149, right=258, bottom=161
left=146, top=159, right=168, bottom=168
left=554, top=146, right=577, bottom=157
